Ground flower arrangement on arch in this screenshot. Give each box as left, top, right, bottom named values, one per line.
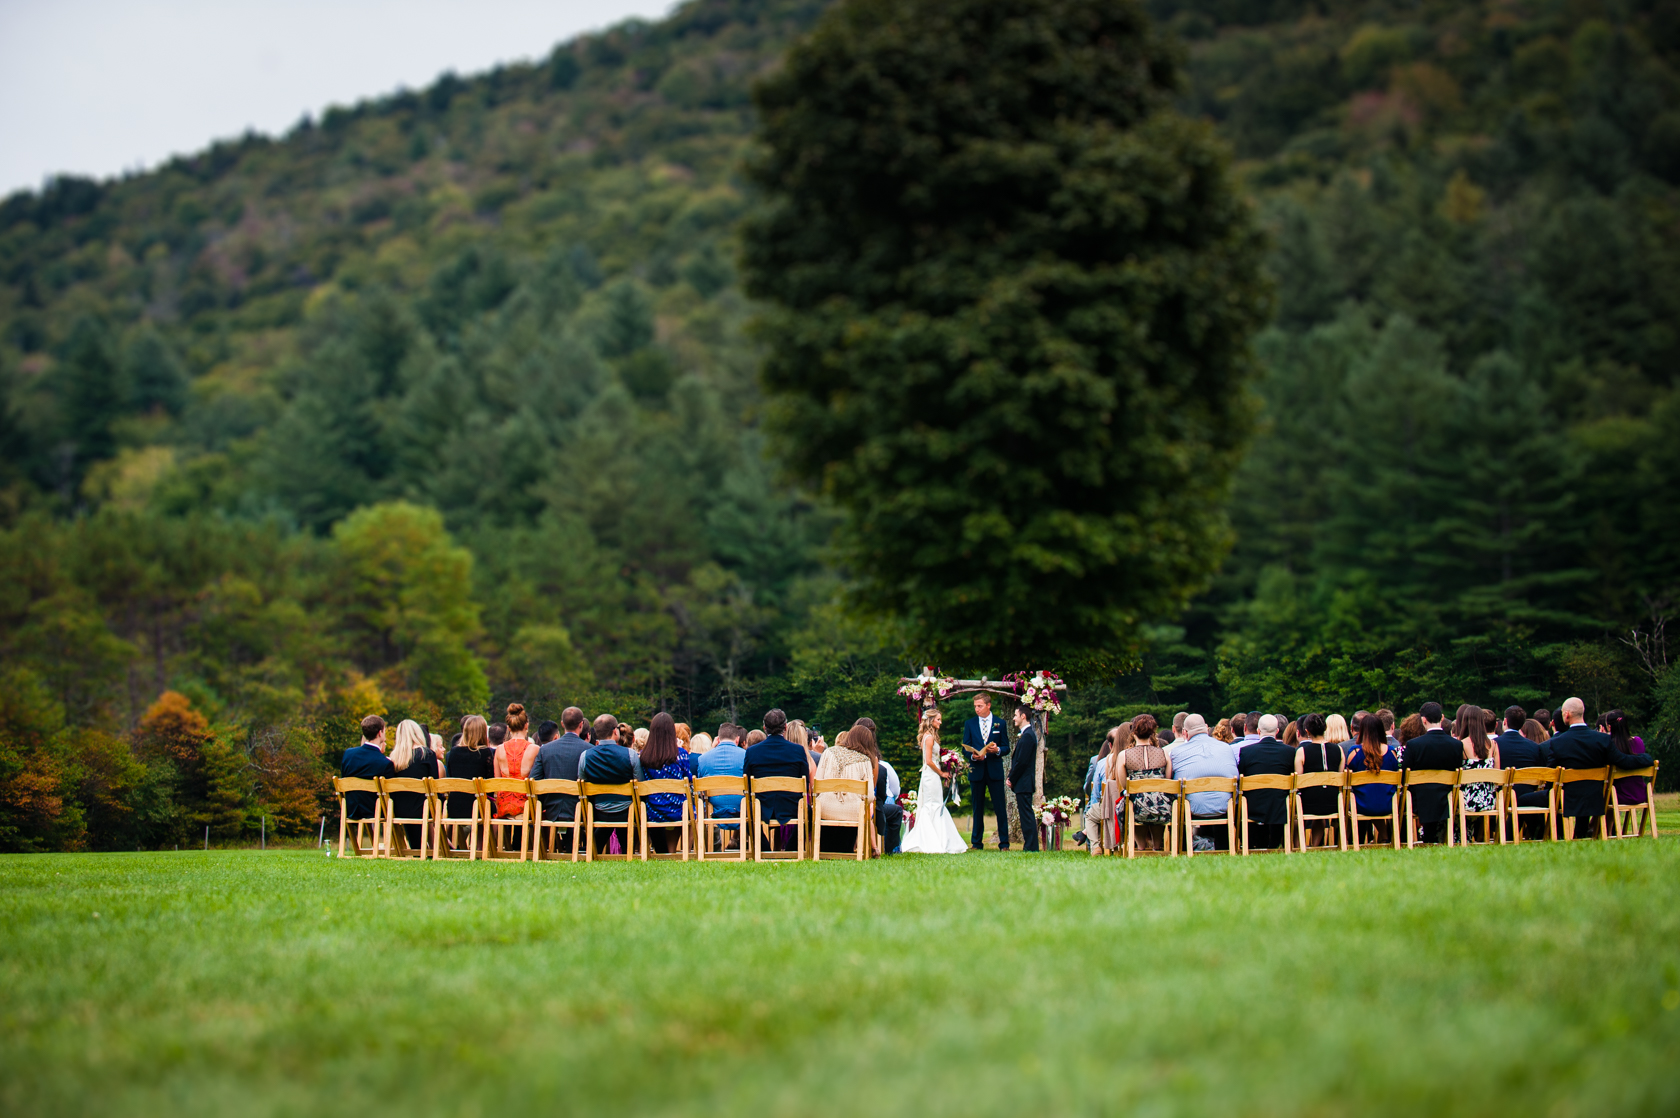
left=897, top=665, right=957, bottom=714
left=1007, top=669, right=1065, bottom=714
left=1035, top=795, right=1080, bottom=827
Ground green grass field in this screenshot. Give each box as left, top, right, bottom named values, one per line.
left=4, top=838, right=1679, bottom=1116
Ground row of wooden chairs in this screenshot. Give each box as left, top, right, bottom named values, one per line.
left=332, top=775, right=878, bottom=863
left=1112, top=763, right=1659, bottom=858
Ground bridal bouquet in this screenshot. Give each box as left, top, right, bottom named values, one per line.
left=937, top=748, right=968, bottom=781
left=1035, top=795, right=1080, bottom=827
left=897, top=666, right=957, bottom=714
left=1008, top=669, right=1065, bottom=714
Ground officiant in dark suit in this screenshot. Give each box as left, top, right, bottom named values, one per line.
left=962, top=693, right=1011, bottom=850
left=1008, top=706, right=1038, bottom=852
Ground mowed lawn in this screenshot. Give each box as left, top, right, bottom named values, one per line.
left=4, top=837, right=1679, bottom=1116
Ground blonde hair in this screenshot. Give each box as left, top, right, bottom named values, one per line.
left=632, top=727, right=649, bottom=748
left=917, top=709, right=941, bottom=739
left=835, top=729, right=851, bottom=751
left=460, top=715, right=488, bottom=751
left=1324, top=714, right=1350, bottom=745
left=430, top=733, right=444, bottom=754
left=1105, top=723, right=1137, bottom=784
left=390, top=720, right=425, bottom=771
left=688, top=732, right=713, bottom=752
left=785, top=720, right=809, bottom=747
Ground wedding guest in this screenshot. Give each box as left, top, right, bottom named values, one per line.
left=1282, top=719, right=1300, bottom=747
left=689, top=732, right=713, bottom=753
left=815, top=724, right=874, bottom=852
left=639, top=712, right=692, bottom=853
left=494, top=703, right=536, bottom=819
left=489, top=722, right=507, bottom=748
left=341, top=715, right=394, bottom=820
left=787, top=719, right=819, bottom=777
left=1377, top=709, right=1398, bottom=750
left=1174, top=714, right=1237, bottom=849
left=675, top=722, right=692, bottom=751
left=1533, top=708, right=1552, bottom=737
left=1010, top=706, right=1041, bottom=852
left=536, top=720, right=559, bottom=748
left=744, top=729, right=767, bottom=747
left=1169, top=711, right=1189, bottom=745
left=388, top=719, right=439, bottom=849
left=580, top=714, right=640, bottom=853
left=1349, top=713, right=1400, bottom=840
left=846, top=721, right=901, bottom=855
left=743, top=709, right=808, bottom=834
left=1404, top=703, right=1462, bottom=843
left=1324, top=714, right=1351, bottom=748
left=1605, top=709, right=1651, bottom=815
left=1293, top=713, right=1343, bottom=845
left=1212, top=718, right=1235, bottom=745
left=528, top=707, right=592, bottom=829
left=1077, top=734, right=1114, bottom=848
left=1455, top=702, right=1501, bottom=820
left=1116, top=718, right=1173, bottom=851
left=1523, top=717, right=1551, bottom=744
left=429, top=732, right=447, bottom=770
left=1238, top=714, right=1293, bottom=849
left=1395, top=712, right=1425, bottom=762
left=697, top=723, right=746, bottom=831
left=1495, top=706, right=1551, bottom=815
left=633, top=727, right=649, bottom=749
left=1549, top=698, right=1649, bottom=834
left=445, top=716, right=495, bottom=822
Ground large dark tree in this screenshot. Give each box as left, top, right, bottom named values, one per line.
left=740, top=0, right=1271, bottom=667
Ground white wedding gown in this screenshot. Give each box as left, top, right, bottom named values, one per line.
left=901, top=763, right=968, bottom=854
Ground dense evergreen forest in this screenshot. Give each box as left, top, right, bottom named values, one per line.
left=2, top=0, right=1677, bottom=849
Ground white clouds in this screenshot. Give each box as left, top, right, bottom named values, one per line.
left=0, top=0, right=674, bottom=194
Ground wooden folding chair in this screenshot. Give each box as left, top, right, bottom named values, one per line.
left=1348, top=770, right=1402, bottom=850
left=480, top=777, right=533, bottom=861
left=693, top=775, right=749, bottom=861
left=638, top=779, right=693, bottom=861
left=751, top=776, right=808, bottom=862
left=531, top=779, right=584, bottom=862
left=1122, top=777, right=1179, bottom=858
left=1292, top=771, right=1348, bottom=851
left=1455, top=768, right=1508, bottom=845
left=1608, top=763, right=1659, bottom=839
left=1179, top=777, right=1236, bottom=857
left=379, top=777, right=432, bottom=859
left=431, top=777, right=480, bottom=860
left=812, top=778, right=872, bottom=861
left=1506, top=766, right=1560, bottom=844
left=1559, top=767, right=1611, bottom=840
left=1238, top=774, right=1294, bottom=855
left=1402, top=770, right=1459, bottom=848
left=334, top=776, right=383, bottom=858
left=581, top=782, right=637, bottom=861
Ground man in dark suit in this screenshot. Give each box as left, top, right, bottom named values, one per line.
left=962, top=693, right=1012, bottom=850
left=1548, top=697, right=1649, bottom=835
left=1007, top=706, right=1038, bottom=852
left=340, top=715, right=395, bottom=819
left=743, top=708, right=809, bottom=829
left=1404, top=702, right=1462, bottom=843
left=1496, top=704, right=1552, bottom=810
left=529, top=707, right=593, bottom=827
left=578, top=713, right=635, bottom=853
left=1237, top=715, right=1294, bottom=849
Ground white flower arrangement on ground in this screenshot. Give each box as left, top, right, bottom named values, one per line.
left=1035, top=795, right=1080, bottom=827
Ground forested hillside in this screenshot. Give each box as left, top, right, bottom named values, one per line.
left=2, top=0, right=1678, bottom=849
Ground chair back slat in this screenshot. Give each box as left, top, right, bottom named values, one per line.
left=1457, top=769, right=1510, bottom=787
left=1239, top=774, right=1293, bottom=791
left=580, top=782, right=635, bottom=797
left=1404, top=769, right=1459, bottom=785
left=380, top=778, right=429, bottom=793
left=1123, top=778, right=1181, bottom=794
left=1560, top=767, right=1610, bottom=783
left=1509, top=766, right=1560, bottom=785
left=480, top=777, right=530, bottom=794
left=530, top=779, right=582, bottom=795
left=812, top=779, right=870, bottom=795
left=752, top=777, right=808, bottom=793
left=431, top=778, right=477, bottom=793
left=1179, top=777, right=1237, bottom=795
left=693, top=775, right=747, bottom=794
left=1348, top=771, right=1401, bottom=788
left=1293, top=771, right=1343, bottom=789
left=336, top=777, right=381, bottom=793
left=636, top=779, right=692, bottom=796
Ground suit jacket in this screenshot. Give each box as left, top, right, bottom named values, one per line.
left=580, top=742, right=637, bottom=819
left=1403, top=729, right=1462, bottom=824
left=1008, top=726, right=1036, bottom=790
left=530, top=732, right=592, bottom=822
left=962, top=714, right=1011, bottom=781
left=1548, top=724, right=1649, bottom=816
left=1497, top=729, right=1551, bottom=795
left=1237, top=737, right=1294, bottom=826
left=340, top=743, right=395, bottom=819
left=743, top=734, right=808, bottom=822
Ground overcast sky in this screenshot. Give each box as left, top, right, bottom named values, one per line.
left=0, top=0, right=676, bottom=196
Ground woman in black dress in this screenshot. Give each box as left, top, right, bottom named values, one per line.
left=1293, top=712, right=1344, bottom=846
left=445, top=715, right=495, bottom=822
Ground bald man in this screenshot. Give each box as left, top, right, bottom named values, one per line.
left=1546, top=697, right=1649, bottom=835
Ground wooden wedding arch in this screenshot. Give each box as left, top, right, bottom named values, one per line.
left=896, top=672, right=1068, bottom=846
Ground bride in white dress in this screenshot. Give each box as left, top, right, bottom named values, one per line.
left=901, top=708, right=968, bottom=854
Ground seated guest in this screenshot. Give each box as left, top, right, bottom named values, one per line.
left=1293, top=712, right=1344, bottom=845
left=743, top=709, right=808, bottom=834
left=534, top=720, right=559, bottom=750
left=445, top=716, right=495, bottom=825
left=697, top=723, right=747, bottom=829
left=341, top=715, right=394, bottom=820
left=675, top=722, right=692, bottom=752
left=1395, top=712, right=1424, bottom=763
left=744, top=729, right=767, bottom=747
left=1498, top=706, right=1552, bottom=824
left=842, top=722, right=900, bottom=856
left=488, top=722, right=507, bottom=749
left=639, top=712, right=693, bottom=852
left=1604, top=709, right=1650, bottom=815
left=528, top=707, right=593, bottom=830
left=580, top=714, right=641, bottom=852
left=1454, top=703, right=1501, bottom=820
left=1324, top=714, right=1351, bottom=750
left=1211, top=718, right=1235, bottom=745
left=815, top=726, right=875, bottom=852
left=1348, top=713, right=1400, bottom=839
left=1532, top=709, right=1552, bottom=738
left=1237, top=714, right=1293, bottom=849
left=1404, top=702, right=1463, bottom=843
left=1549, top=698, right=1649, bottom=834
left=1077, top=731, right=1115, bottom=851
left=688, top=732, right=713, bottom=753
left=1117, top=717, right=1173, bottom=850
left=493, top=703, right=536, bottom=819
left=1281, top=719, right=1300, bottom=747
left=388, top=719, right=440, bottom=849
left=1174, top=714, right=1237, bottom=848
left=1523, top=717, right=1551, bottom=744
left=1377, top=709, right=1398, bottom=752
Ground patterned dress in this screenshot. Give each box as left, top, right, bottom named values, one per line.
left=1124, top=744, right=1173, bottom=825
left=1460, top=747, right=1497, bottom=813
left=642, top=749, right=693, bottom=821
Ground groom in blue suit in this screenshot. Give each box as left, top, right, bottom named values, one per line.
left=962, top=693, right=1011, bottom=850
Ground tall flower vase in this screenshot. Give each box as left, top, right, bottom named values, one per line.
left=1039, top=821, right=1062, bottom=850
